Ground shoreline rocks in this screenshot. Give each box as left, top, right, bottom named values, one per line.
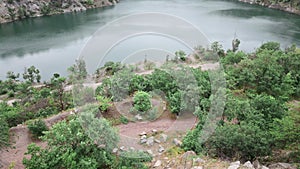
left=238, top=0, right=300, bottom=15
left=0, top=0, right=120, bottom=24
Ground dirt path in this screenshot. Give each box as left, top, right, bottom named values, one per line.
left=117, top=112, right=197, bottom=151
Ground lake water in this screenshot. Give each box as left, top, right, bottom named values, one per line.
left=0, top=0, right=299, bottom=80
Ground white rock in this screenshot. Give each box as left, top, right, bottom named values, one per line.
left=153, top=160, right=162, bottom=167
left=268, top=163, right=296, bottom=169
left=228, top=161, right=240, bottom=169
left=173, top=138, right=182, bottom=146
left=158, top=145, right=165, bottom=153
left=230, top=161, right=240, bottom=166
left=243, top=161, right=254, bottom=169
left=228, top=165, right=239, bottom=169
left=139, top=131, right=147, bottom=136
left=141, top=135, right=147, bottom=140
left=154, top=139, right=161, bottom=143
left=135, top=114, right=143, bottom=121
left=112, top=148, right=118, bottom=153
left=146, top=136, right=154, bottom=146
left=152, top=129, right=158, bottom=133
left=119, top=146, right=126, bottom=151
left=140, top=138, right=147, bottom=144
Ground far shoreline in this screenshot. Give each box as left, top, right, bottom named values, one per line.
left=238, top=0, right=300, bottom=16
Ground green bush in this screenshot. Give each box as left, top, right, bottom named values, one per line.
left=8, top=90, right=15, bottom=98
left=27, top=119, right=48, bottom=139
left=116, top=150, right=152, bottom=169
left=41, top=5, right=51, bottom=15
left=0, top=117, right=10, bottom=149
left=205, top=122, right=272, bottom=161
left=97, top=95, right=112, bottom=112
left=120, top=116, right=129, bottom=124
left=133, top=91, right=152, bottom=112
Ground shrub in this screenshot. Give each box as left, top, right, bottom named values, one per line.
left=133, top=91, right=152, bottom=112
left=8, top=90, right=15, bottom=98
left=27, top=119, right=48, bottom=139
left=97, top=95, right=112, bottom=112
left=86, top=0, right=94, bottom=5
left=41, top=5, right=51, bottom=15
left=116, top=150, right=152, bottom=169
left=147, top=107, right=158, bottom=121
left=205, top=122, right=272, bottom=161
left=120, top=116, right=129, bottom=124
left=0, top=117, right=9, bottom=149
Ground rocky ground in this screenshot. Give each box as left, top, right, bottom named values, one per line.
left=0, top=0, right=119, bottom=24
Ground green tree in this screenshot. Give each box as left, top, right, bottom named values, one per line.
left=23, top=66, right=41, bottom=83
left=50, top=73, right=68, bottom=111
left=6, top=71, right=20, bottom=81
left=68, top=59, right=88, bottom=82
left=23, top=117, right=117, bottom=169
left=133, top=91, right=152, bottom=112
left=175, top=50, right=187, bottom=61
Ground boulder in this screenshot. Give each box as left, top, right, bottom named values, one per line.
left=228, top=161, right=240, bottom=169
left=243, top=161, right=254, bottom=169
left=146, top=136, right=154, bottom=146
left=253, top=160, right=261, bottom=169
left=268, top=163, right=296, bottom=169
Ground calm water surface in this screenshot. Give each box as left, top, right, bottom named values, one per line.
left=0, top=0, right=299, bottom=79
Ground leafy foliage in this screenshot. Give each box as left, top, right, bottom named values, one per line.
left=133, top=91, right=152, bottom=112
left=116, top=150, right=152, bottom=169
left=27, top=119, right=48, bottom=139
left=23, top=117, right=117, bottom=169
left=97, top=95, right=112, bottom=112
left=205, top=122, right=272, bottom=161
left=0, top=117, right=9, bottom=150
left=23, top=66, right=41, bottom=83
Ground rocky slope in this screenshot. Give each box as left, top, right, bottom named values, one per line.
left=0, top=0, right=119, bottom=24
left=238, top=0, right=300, bottom=15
